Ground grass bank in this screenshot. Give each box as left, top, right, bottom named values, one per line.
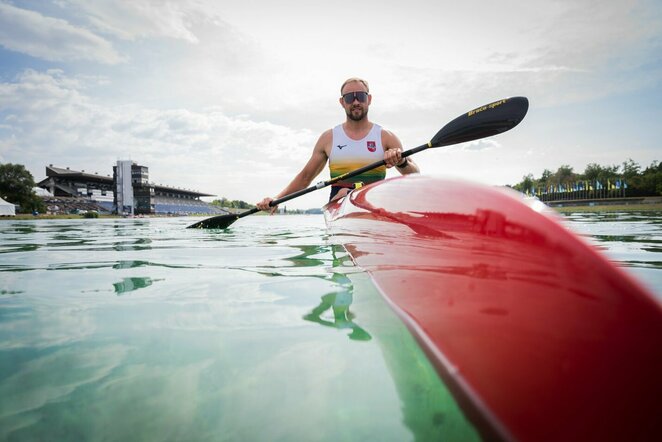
left=553, top=203, right=662, bottom=213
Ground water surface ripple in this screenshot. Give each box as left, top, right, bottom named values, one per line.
left=1, top=213, right=660, bottom=440
left=0, top=216, right=479, bottom=441
left=560, top=210, right=662, bottom=297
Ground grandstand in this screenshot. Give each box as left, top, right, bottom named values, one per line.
left=37, top=164, right=225, bottom=216
left=42, top=196, right=112, bottom=215
left=154, top=197, right=223, bottom=215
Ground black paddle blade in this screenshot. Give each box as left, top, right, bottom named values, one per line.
left=187, top=213, right=239, bottom=229
left=430, top=96, right=529, bottom=148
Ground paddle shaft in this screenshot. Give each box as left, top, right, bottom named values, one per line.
left=186, top=144, right=427, bottom=228
left=267, top=143, right=428, bottom=207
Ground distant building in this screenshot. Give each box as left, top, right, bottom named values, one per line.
left=114, top=160, right=155, bottom=215
left=114, top=160, right=135, bottom=214
left=38, top=165, right=114, bottom=198
left=37, top=163, right=223, bottom=215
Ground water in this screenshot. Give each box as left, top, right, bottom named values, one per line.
left=559, top=211, right=662, bottom=297
left=0, top=216, right=478, bottom=442
left=0, top=212, right=660, bottom=441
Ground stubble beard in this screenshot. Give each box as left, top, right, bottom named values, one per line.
left=347, top=106, right=367, bottom=121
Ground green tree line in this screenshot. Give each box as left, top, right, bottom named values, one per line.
left=511, top=159, right=662, bottom=197
left=0, top=163, right=46, bottom=213
left=209, top=198, right=255, bottom=209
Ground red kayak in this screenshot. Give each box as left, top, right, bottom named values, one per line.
left=323, top=175, right=662, bottom=442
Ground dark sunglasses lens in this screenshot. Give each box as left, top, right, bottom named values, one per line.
left=343, top=92, right=368, bottom=104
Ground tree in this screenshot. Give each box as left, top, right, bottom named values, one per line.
left=0, top=163, right=45, bottom=213
left=639, top=165, right=662, bottom=196
left=599, top=164, right=620, bottom=181
left=540, top=169, right=553, bottom=185
left=515, top=173, right=535, bottom=193
left=210, top=197, right=255, bottom=209
left=583, top=163, right=603, bottom=181
left=553, top=165, right=575, bottom=185
left=621, top=158, right=641, bottom=179
left=510, top=158, right=661, bottom=198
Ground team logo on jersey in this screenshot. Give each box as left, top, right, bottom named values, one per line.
left=367, top=141, right=376, bottom=152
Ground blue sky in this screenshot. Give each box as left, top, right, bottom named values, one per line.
left=1, top=0, right=660, bottom=208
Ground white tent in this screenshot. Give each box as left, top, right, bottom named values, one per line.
left=0, top=197, right=16, bottom=216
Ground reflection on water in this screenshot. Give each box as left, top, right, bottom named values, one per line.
left=0, top=216, right=479, bottom=441
left=258, top=243, right=373, bottom=341
left=304, top=291, right=372, bottom=341
left=113, top=276, right=157, bottom=294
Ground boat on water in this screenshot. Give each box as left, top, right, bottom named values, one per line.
left=323, top=174, right=662, bottom=442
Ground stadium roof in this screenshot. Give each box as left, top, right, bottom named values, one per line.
left=40, top=165, right=215, bottom=198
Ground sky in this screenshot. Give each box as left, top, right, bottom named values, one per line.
left=0, top=0, right=660, bottom=209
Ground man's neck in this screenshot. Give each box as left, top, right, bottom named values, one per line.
left=343, top=118, right=372, bottom=138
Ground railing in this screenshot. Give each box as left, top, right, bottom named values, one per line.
left=525, top=180, right=627, bottom=203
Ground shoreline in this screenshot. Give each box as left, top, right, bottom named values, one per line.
left=0, top=214, right=176, bottom=220
left=552, top=203, right=662, bottom=213
left=2, top=204, right=662, bottom=220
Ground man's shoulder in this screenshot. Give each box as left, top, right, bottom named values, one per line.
left=319, top=128, right=334, bottom=141
left=314, top=129, right=333, bottom=155
left=380, top=126, right=397, bottom=138
left=380, top=126, right=402, bottom=149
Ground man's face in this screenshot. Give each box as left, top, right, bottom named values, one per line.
left=340, top=82, right=371, bottom=121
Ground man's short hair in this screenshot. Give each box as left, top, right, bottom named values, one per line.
left=340, top=77, right=369, bottom=94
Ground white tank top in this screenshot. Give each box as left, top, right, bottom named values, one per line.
left=329, top=124, right=386, bottom=187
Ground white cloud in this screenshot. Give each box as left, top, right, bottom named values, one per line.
left=460, top=139, right=501, bottom=152
left=0, top=2, right=124, bottom=64
left=0, top=69, right=315, bottom=202
left=525, top=1, right=658, bottom=69
left=61, top=0, right=210, bottom=42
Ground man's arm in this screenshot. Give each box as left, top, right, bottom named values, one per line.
left=382, top=129, right=420, bottom=174
left=256, top=130, right=331, bottom=211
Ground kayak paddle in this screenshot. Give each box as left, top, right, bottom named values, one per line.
left=187, top=96, right=529, bottom=229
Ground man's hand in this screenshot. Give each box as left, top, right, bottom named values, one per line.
left=257, top=197, right=278, bottom=214
left=384, top=148, right=403, bottom=168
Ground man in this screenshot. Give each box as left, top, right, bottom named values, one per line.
left=257, top=77, right=419, bottom=212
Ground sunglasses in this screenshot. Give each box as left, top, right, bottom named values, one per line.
left=342, top=91, right=369, bottom=104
